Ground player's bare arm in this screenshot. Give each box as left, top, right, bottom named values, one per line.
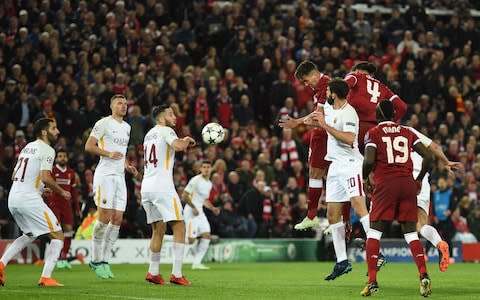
left=172, top=136, right=196, bottom=152
left=203, top=199, right=220, bottom=216
left=428, top=141, right=462, bottom=172
left=85, top=136, right=123, bottom=159
left=362, top=145, right=376, bottom=194
left=41, top=170, right=71, bottom=200
left=181, top=191, right=199, bottom=215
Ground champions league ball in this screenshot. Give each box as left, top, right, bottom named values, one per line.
left=202, top=122, right=225, bottom=145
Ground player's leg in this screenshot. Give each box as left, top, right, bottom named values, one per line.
left=146, top=221, right=167, bottom=285
left=361, top=220, right=385, bottom=296
left=57, top=202, right=74, bottom=269
left=192, top=217, right=211, bottom=270
left=101, top=209, right=122, bottom=278
left=169, top=220, right=190, bottom=285
left=417, top=204, right=449, bottom=272
left=39, top=230, right=65, bottom=286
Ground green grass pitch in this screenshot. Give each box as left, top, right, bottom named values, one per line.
left=0, top=262, right=479, bottom=299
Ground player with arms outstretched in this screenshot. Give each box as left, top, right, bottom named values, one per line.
left=85, top=94, right=138, bottom=279
left=0, top=118, right=71, bottom=287
left=142, top=104, right=195, bottom=286
left=279, top=60, right=330, bottom=230
left=182, top=160, right=220, bottom=270
left=361, top=100, right=432, bottom=297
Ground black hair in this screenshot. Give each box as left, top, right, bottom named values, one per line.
left=376, top=100, right=395, bottom=121
left=34, top=118, right=54, bottom=138
left=352, top=61, right=377, bottom=74
left=328, top=78, right=349, bottom=100
left=294, top=60, right=318, bottom=80
left=152, top=104, right=171, bottom=119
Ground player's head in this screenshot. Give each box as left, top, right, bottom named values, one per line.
left=110, top=94, right=127, bottom=117
left=152, top=104, right=176, bottom=127
left=56, top=148, right=68, bottom=167
left=376, top=100, right=395, bottom=122
left=34, top=118, right=59, bottom=144
left=200, top=160, right=212, bottom=178
left=327, top=78, right=349, bottom=104
left=295, top=60, right=320, bottom=90
left=352, top=61, right=377, bottom=75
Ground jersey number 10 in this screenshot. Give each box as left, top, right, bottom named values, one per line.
left=381, top=136, right=409, bottom=164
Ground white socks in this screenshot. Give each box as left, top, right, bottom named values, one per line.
left=360, top=214, right=370, bottom=235
left=172, top=242, right=185, bottom=277
left=0, top=234, right=35, bottom=265
left=420, top=224, right=442, bottom=247
left=103, top=224, right=120, bottom=262
left=42, top=239, right=63, bottom=278
left=193, top=239, right=210, bottom=265
left=148, top=251, right=161, bottom=276
left=331, top=222, right=347, bottom=262
left=92, top=221, right=107, bottom=263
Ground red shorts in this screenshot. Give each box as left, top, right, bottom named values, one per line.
left=309, top=128, right=330, bottom=169
left=48, top=200, right=74, bottom=226
left=370, top=177, right=418, bottom=223
left=359, top=121, right=376, bottom=155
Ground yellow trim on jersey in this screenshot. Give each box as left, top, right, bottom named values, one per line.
left=100, top=137, right=105, bottom=150
left=35, top=174, right=41, bottom=189
left=43, top=211, right=54, bottom=232
left=173, top=197, right=180, bottom=220
left=166, top=145, right=171, bottom=170
left=97, top=185, right=102, bottom=207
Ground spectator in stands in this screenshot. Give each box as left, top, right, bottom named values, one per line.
left=238, top=180, right=266, bottom=238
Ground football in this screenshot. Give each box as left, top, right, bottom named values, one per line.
left=202, top=122, right=225, bottom=145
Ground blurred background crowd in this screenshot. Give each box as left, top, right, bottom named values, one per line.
left=1, top=0, right=480, bottom=247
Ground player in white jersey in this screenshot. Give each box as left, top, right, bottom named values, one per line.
left=182, top=160, right=220, bottom=270
left=305, top=79, right=371, bottom=280
left=409, top=127, right=462, bottom=272
left=0, top=118, right=71, bottom=287
left=85, top=95, right=138, bottom=279
left=141, top=104, right=195, bottom=286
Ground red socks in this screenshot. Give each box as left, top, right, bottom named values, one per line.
left=307, top=187, right=323, bottom=219
left=366, top=238, right=380, bottom=283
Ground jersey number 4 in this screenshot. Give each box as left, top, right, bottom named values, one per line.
left=144, top=144, right=158, bottom=168
left=367, top=79, right=381, bottom=103
left=12, top=157, right=29, bottom=182
left=381, top=136, right=409, bottom=164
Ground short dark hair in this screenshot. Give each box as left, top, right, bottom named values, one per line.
left=110, top=94, right=126, bottom=104
left=152, top=104, right=171, bottom=119
left=352, top=61, right=377, bottom=74
left=34, top=118, right=54, bottom=137
left=328, top=78, right=349, bottom=99
left=376, top=100, right=395, bottom=121
left=294, top=60, right=318, bottom=80
left=56, top=148, right=68, bottom=155
left=201, top=160, right=212, bottom=165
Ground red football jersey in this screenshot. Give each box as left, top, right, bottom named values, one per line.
left=345, top=72, right=407, bottom=123
left=48, top=165, right=79, bottom=208
left=313, top=73, right=330, bottom=109
left=364, top=121, right=421, bottom=184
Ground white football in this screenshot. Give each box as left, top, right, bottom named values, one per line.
left=202, top=122, right=225, bottom=145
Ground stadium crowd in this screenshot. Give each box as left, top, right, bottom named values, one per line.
left=0, top=0, right=480, bottom=246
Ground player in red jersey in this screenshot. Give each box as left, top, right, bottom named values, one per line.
left=361, top=100, right=433, bottom=297
left=345, top=62, right=408, bottom=153
left=47, top=149, right=81, bottom=269
left=279, top=60, right=330, bottom=231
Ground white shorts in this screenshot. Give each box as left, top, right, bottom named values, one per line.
left=326, top=161, right=364, bottom=202
left=141, top=191, right=183, bottom=224
left=417, top=176, right=431, bottom=215
left=9, top=200, right=62, bottom=237
left=93, top=174, right=127, bottom=212
left=186, top=215, right=211, bottom=238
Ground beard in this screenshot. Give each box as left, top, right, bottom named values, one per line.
left=47, top=132, right=58, bottom=144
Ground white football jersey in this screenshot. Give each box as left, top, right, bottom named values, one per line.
left=9, top=140, right=55, bottom=206
left=409, top=127, right=432, bottom=180
left=324, top=102, right=363, bottom=162
left=90, top=116, right=130, bottom=176
left=183, top=174, right=212, bottom=219
left=141, top=125, right=178, bottom=193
